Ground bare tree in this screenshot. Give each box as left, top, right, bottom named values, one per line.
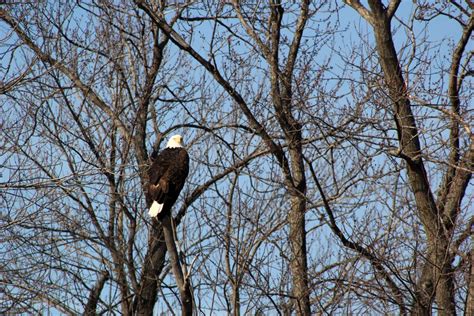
left=133, top=1, right=317, bottom=313
left=1, top=1, right=225, bottom=314
left=344, top=1, right=473, bottom=314
left=1, top=1, right=472, bottom=315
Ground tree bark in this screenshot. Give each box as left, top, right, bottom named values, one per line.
left=161, top=215, right=193, bottom=316
left=83, top=271, right=109, bottom=316
left=132, top=226, right=167, bottom=315
left=288, top=193, right=310, bottom=316
left=466, top=247, right=474, bottom=316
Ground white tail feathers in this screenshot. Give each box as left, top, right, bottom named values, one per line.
left=149, top=201, right=164, bottom=217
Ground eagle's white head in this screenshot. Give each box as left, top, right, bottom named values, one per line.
left=166, top=134, right=184, bottom=148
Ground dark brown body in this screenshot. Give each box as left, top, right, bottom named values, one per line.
left=148, top=147, right=189, bottom=219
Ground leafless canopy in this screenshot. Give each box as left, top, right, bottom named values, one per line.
left=1, top=1, right=472, bottom=315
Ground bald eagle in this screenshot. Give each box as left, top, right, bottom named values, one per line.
left=148, top=135, right=189, bottom=219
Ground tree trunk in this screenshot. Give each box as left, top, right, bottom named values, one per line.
left=288, top=193, right=310, bottom=316
left=465, top=247, right=474, bottom=316
left=132, top=226, right=167, bottom=315
left=161, top=215, right=193, bottom=316
left=366, top=1, right=455, bottom=314
left=83, top=271, right=109, bottom=316
left=287, top=130, right=310, bottom=316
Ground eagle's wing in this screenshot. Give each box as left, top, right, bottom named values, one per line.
left=148, top=148, right=172, bottom=204
left=169, top=149, right=189, bottom=194
left=148, top=148, right=189, bottom=205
